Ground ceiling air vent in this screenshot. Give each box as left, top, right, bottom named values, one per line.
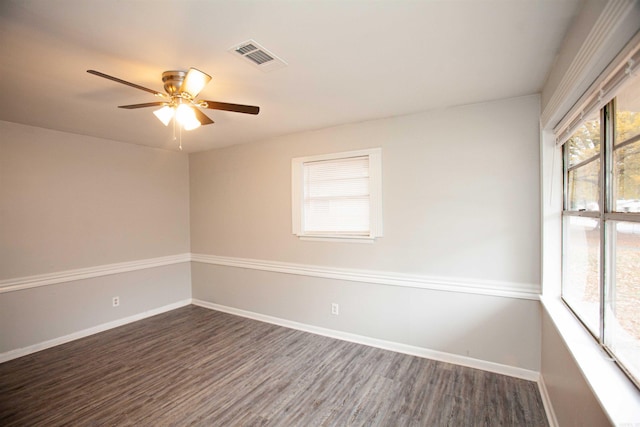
left=229, top=40, right=287, bottom=72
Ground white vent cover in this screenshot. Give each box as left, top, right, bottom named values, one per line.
left=229, top=39, right=287, bottom=72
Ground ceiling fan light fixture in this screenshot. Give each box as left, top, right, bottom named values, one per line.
left=180, top=68, right=211, bottom=98
left=175, top=103, right=201, bottom=131
left=87, top=68, right=258, bottom=141
left=153, top=105, right=174, bottom=126
left=176, top=103, right=195, bottom=122
left=183, top=116, right=201, bottom=131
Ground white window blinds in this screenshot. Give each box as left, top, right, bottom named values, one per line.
left=303, top=156, right=370, bottom=235
left=555, top=34, right=640, bottom=146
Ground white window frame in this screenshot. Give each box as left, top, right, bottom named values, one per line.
left=561, top=87, right=640, bottom=390
left=291, top=148, right=383, bottom=242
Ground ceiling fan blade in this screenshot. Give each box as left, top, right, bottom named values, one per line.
left=193, top=108, right=214, bottom=125
left=118, top=102, right=166, bottom=109
left=179, top=68, right=211, bottom=98
left=87, top=70, right=165, bottom=97
left=202, top=100, right=260, bottom=115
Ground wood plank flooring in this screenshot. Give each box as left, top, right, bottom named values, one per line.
left=0, top=305, right=548, bottom=426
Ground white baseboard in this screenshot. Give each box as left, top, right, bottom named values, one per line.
left=192, top=299, right=540, bottom=382
left=538, top=374, right=559, bottom=427
left=0, top=299, right=191, bottom=364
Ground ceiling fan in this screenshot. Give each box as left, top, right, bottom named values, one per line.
left=87, top=68, right=259, bottom=131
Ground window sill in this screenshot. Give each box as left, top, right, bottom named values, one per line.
left=296, top=234, right=377, bottom=244
left=541, top=296, right=640, bottom=425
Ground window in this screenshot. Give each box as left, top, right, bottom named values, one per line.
left=292, top=148, right=382, bottom=241
left=562, top=74, right=640, bottom=388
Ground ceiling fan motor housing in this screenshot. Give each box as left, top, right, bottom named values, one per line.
left=162, top=70, right=187, bottom=96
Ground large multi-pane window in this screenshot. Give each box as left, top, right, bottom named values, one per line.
left=562, top=74, right=640, bottom=387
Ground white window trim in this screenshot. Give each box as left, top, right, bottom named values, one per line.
left=540, top=5, right=640, bottom=423
left=292, top=148, right=383, bottom=242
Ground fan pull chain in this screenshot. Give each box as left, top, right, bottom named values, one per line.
left=171, top=115, right=183, bottom=151
left=172, top=115, right=177, bottom=143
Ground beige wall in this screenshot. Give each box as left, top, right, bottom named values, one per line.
left=190, top=95, right=541, bottom=287
left=0, top=121, right=191, bottom=354
left=0, top=121, right=190, bottom=279
left=192, top=263, right=542, bottom=370
left=190, top=95, right=543, bottom=371
left=0, top=263, right=191, bottom=354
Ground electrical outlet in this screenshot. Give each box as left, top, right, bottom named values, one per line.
left=112, top=296, right=120, bottom=307
left=331, top=303, right=339, bottom=315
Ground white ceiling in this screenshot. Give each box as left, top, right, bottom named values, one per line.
left=0, top=0, right=582, bottom=153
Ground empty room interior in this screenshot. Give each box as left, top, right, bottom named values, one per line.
left=1, top=0, right=639, bottom=425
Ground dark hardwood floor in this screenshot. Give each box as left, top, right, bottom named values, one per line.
left=0, top=305, right=548, bottom=426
